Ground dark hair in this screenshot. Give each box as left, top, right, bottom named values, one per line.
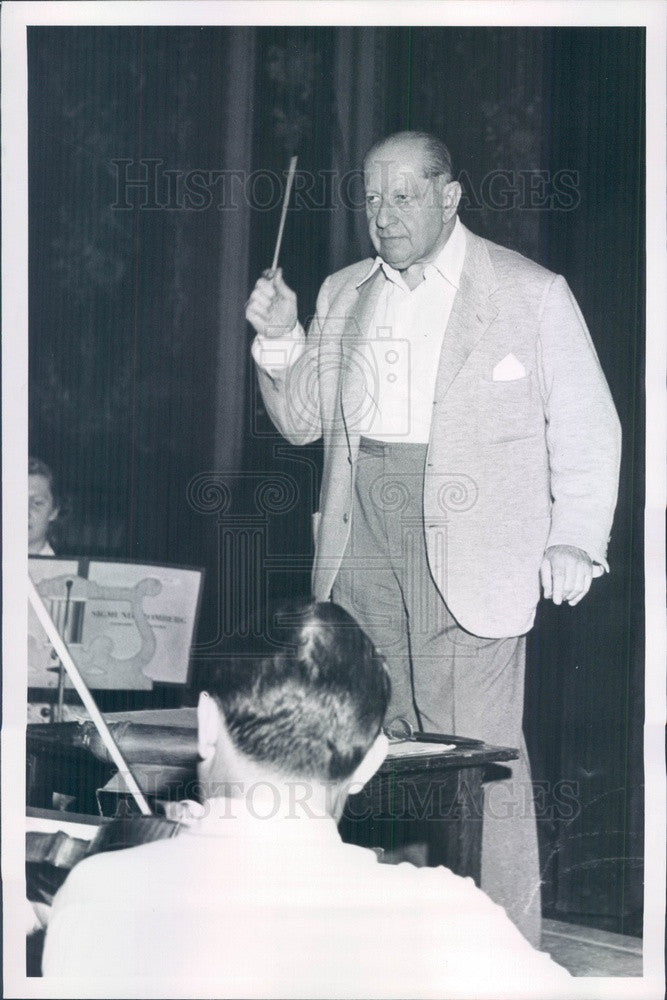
left=364, top=130, right=453, bottom=181
left=199, top=601, right=391, bottom=782
left=29, top=456, right=60, bottom=505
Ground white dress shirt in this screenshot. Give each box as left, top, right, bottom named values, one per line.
left=252, top=218, right=467, bottom=444
left=43, top=795, right=570, bottom=997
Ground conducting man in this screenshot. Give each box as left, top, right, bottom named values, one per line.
left=246, top=130, right=622, bottom=945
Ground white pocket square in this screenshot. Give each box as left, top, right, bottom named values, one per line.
left=492, top=353, right=526, bottom=381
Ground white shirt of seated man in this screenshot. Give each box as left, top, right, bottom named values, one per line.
left=43, top=687, right=571, bottom=998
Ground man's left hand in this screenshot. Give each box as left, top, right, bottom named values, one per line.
left=540, top=545, right=594, bottom=606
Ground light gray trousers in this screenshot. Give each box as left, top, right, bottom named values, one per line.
left=332, top=437, right=541, bottom=946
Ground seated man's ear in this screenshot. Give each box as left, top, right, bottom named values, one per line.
left=350, top=731, right=389, bottom=789
left=196, top=691, right=220, bottom=763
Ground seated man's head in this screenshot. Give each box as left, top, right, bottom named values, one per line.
left=196, top=601, right=391, bottom=817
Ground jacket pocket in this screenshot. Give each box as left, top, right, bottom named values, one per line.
left=475, top=373, right=538, bottom=442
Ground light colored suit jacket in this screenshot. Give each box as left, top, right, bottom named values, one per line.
left=255, top=224, right=621, bottom=637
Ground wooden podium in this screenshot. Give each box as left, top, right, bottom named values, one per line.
left=340, top=741, right=518, bottom=882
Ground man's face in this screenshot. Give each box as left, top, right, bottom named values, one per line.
left=364, top=141, right=448, bottom=271
left=29, top=474, right=58, bottom=551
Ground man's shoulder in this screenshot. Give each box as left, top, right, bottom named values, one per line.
left=342, top=842, right=482, bottom=902
left=54, top=835, right=180, bottom=905
left=466, top=227, right=558, bottom=289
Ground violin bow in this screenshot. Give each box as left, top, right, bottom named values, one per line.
left=27, top=576, right=152, bottom=816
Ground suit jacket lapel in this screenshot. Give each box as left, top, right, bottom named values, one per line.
left=339, top=269, right=385, bottom=440
left=434, top=229, right=499, bottom=404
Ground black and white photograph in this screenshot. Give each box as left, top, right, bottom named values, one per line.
left=2, top=2, right=665, bottom=997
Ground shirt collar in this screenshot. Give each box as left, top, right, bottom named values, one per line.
left=356, top=216, right=466, bottom=291
left=175, top=794, right=345, bottom=845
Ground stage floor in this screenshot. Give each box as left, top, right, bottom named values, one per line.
left=542, top=919, right=642, bottom=977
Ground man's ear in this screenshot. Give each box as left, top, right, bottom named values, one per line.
left=196, top=691, right=221, bottom=763
left=350, top=731, right=389, bottom=789
left=440, top=178, right=462, bottom=217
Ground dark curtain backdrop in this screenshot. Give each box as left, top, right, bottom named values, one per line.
left=28, top=26, right=644, bottom=932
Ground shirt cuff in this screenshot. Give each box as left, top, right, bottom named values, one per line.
left=251, top=323, right=306, bottom=373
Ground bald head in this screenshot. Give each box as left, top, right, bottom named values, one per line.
left=363, top=131, right=454, bottom=182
